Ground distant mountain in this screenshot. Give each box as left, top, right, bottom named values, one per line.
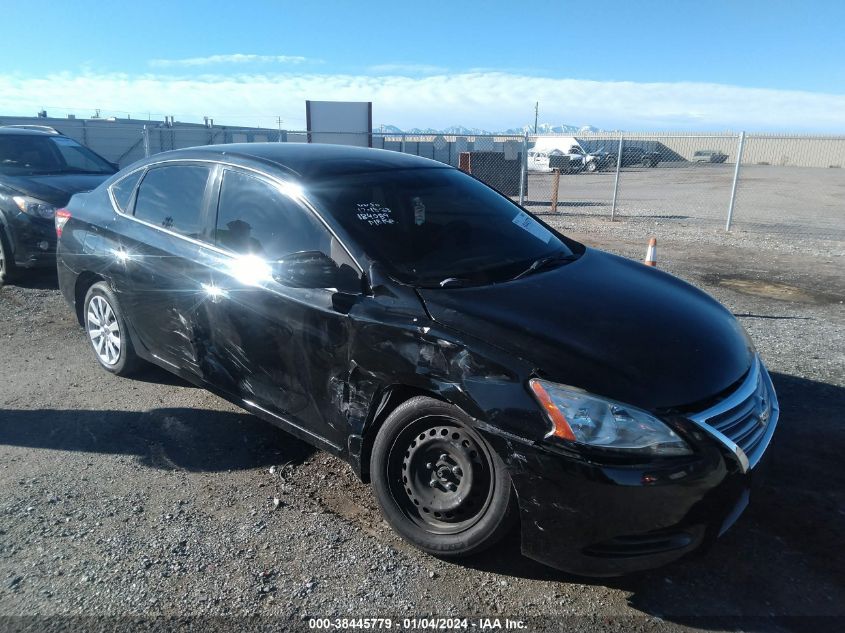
left=503, top=123, right=602, bottom=135
left=375, top=123, right=602, bottom=135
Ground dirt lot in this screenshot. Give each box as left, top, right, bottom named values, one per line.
left=0, top=226, right=843, bottom=633
left=525, top=164, right=845, bottom=241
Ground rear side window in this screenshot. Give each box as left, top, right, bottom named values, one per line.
left=110, top=170, right=143, bottom=212
left=133, top=165, right=210, bottom=239
left=215, top=169, right=330, bottom=259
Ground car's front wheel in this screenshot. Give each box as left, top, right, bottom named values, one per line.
left=0, top=227, right=15, bottom=286
left=83, top=281, right=141, bottom=376
left=370, top=396, right=517, bottom=558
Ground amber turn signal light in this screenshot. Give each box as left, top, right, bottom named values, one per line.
left=529, top=379, right=577, bottom=441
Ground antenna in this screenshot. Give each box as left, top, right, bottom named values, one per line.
left=534, top=102, right=539, bottom=134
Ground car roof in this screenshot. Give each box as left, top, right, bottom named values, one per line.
left=143, top=143, right=453, bottom=181
left=0, top=127, right=60, bottom=137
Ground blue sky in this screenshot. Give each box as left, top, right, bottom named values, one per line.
left=2, top=0, right=844, bottom=131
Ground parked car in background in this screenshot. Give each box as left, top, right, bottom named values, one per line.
left=56, top=143, right=778, bottom=576
left=0, top=128, right=117, bottom=284
left=692, top=149, right=728, bottom=163
left=605, top=146, right=661, bottom=168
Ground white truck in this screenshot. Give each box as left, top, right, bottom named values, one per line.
left=527, top=136, right=602, bottom=173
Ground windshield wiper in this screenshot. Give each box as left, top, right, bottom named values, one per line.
left=510, top=252, right=576, bottom=281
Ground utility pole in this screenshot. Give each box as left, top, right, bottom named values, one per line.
left=534, top=101, right=539, bottom=134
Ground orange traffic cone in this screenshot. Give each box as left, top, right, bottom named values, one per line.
left=644, top=237, right=657, bottom=266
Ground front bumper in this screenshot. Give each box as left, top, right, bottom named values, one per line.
left=1, top=210, right=56, bottom=268
left=485, top=361, right=778, bottom=577
left=503, top=440, right=766, bottom=576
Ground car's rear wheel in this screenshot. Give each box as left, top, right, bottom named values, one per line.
left=585, top=160, right=598, bottom=173
left=370, top=396, right=517, bottom=558
left=0, top=228, right=15, bottom=286
left=83, top=281, right=141, bottom=376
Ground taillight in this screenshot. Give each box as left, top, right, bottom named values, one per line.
left=55, top=208, right=71, bottom=238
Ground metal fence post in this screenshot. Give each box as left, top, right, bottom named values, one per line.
left=550, top=169, right=561, bottom=212
left=610, top=131, right=624, bottom=220
left=725, top=131, right=746, bottom=231
left=400, top=134, right=406, bottom=154
left=518, top=132, right=528, bottom=206
left=142, top=125, right=151, bottom=158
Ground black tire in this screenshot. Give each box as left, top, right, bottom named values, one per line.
left=585, top=160, right=598, bottom=173
left=83, top=281, right=142, bottom=376
left=370, top=396, right=517, bottom=558
left=0, top=227, right=16, bottom=286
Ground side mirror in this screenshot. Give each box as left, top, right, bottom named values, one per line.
left=273, top=251, right=339, bottom=289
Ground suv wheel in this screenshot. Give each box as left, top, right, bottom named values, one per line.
left=370, top=396, right=517, bottom=558
left=83, top=281, right=142, bottom=375
left=0, top=228, right=15, bottom=286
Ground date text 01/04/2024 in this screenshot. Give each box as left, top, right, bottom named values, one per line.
left=307, top=618, right=528, bottom=630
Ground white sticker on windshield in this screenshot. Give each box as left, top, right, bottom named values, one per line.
left=412, top=196, right=426, bottom=226
left=512, top=210, right=552, bottom=243
left=356, top=202, right=396, bottom=226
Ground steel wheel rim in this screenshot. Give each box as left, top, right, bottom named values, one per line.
left=387, top=414, right=496, bottom=535
left=86, top=295, right=121, bottom=366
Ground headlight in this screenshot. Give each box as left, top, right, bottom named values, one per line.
left=529, top=379, right=692, bottom=455
left=12, top=194, right=57, bottom=219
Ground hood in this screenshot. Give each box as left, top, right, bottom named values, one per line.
left=0, top=173, right=112, bottom=207
left=418, top=248, right=754, bottom=412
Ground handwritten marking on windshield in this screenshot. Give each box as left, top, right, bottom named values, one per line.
left=356, top=202, right=396, bottom=226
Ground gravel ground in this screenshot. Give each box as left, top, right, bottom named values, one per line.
left=0, top=225, right=843, bottom=633
left=525, top=164, right=845, bottom=244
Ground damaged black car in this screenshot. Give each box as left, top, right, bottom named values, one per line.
left=55, top=144, right=778, bottom=576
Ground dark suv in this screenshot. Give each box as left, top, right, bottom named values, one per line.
left=56, top=143, right=778, bottom=576
left=0, top=128, right=116, bottom=284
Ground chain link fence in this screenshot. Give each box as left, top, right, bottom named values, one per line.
left=504, top=132, right=844, bottom=242
left=730, top=135, right=845, bottom=239
left=3, top=115, right=841, bottom=241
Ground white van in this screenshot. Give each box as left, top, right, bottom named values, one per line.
left=527, top=137, right=600, bottom=173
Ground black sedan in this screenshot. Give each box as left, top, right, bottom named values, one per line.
left=55, top=144, right=778, bottom=576
left=0, top=128, right=117, bottom=284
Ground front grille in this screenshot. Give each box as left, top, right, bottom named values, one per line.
left=690, top=356, right=779, bottom=471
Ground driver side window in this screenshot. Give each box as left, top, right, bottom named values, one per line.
left=215, top=169, right=329, bottom=259
left=215, top=169, right=360, bottom=288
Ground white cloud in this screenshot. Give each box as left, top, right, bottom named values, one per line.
left=367, top=63, right=449, bottom=75
left=149, top=54, right=311, bottom=67
left=2, top=70, right=844, bottom=132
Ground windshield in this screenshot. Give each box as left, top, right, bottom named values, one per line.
left=0, top=134, right=115, bottom=176
left=309, top=167, right=578, bottom=286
